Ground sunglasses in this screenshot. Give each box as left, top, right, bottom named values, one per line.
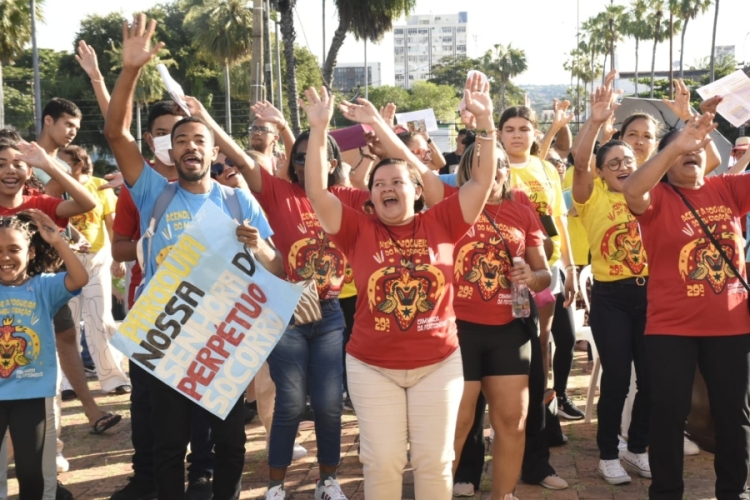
left=249, top=125, right=273, bottom=135
left=210, top=157, right=235, bottom=177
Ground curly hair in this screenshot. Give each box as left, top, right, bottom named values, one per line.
left=60, top=145, right=93, bottom=175
left=0, top=214, right=63, bottom=276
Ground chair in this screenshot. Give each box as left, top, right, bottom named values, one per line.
left=575, top=265, right=601, bottom=424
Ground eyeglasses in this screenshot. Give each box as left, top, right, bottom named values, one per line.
left=604, top=156, right=636, bottom=171
left=549, top=157, right=566, bottom=168
left=248, top=125, right=273, bottom=135
left=293, top=152, right=306, bottom=165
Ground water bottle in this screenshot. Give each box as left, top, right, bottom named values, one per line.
left=511, top=257, right=531, bottom=318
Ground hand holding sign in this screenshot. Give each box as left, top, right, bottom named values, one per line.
left=158, top=63, right=190, bottom=116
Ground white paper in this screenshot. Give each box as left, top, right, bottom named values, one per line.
left=157, top=64, right=190, bottom=116
left=395, top=108, right=439, bottom=132
left=697, top=70, right=750, bottom=128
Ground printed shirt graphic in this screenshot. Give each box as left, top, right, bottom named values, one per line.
left=129, top=166, right=272, bottom=285
left=0, top=274, right=78, bottom=400
left=509, top=157, right=565, bottom=265
left=0, top=194, right=68, bottom=228
left=636, top=175, right=750, bottom=336
left=575, top=183, right=648, bottom=282
left=444, top=185, right=544, bottom=326
left=330, top=193, right=470, bottom=370
left=69, top=176, right=117, bottom=253
left=254, top=169, right=370, bottom=300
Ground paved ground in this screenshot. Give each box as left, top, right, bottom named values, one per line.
left=5, top=352, right=724, bottom=499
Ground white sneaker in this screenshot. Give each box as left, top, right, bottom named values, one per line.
left=56, top=453, right=69, bottom=473
left=315, top=478, right=348, bottom=500
left=617, top=435, right=628, bottom=451
left=620, top=450, right=651, bottom=478
left=453, top=482, right=475, bottom=497
left=292, top=443, right=308, bottom=461
left=598, top=459, right=631, bottom=485
left=684, top=435, right=700, bottom=455
left=265, top=485, right=286, bottom=499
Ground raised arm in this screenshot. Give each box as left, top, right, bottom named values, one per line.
left=423, top=132, right=446, bottom=171
left=182, top=96, right=262, bottom=193
left=623, top=113, right=717, bottom=214
left=728, top=146, right=750, bottom=175
left=538, top=99, right=574, bottom=161
left=27, top=210, right=89, bottom=291
left=15, top=142, right=97, bottom=217
left=573, top=84, right=619, bottom=205
left=76, top=41, right=111, bottom=118
left=251, top=100, right=296, bottom=153
left=338, top=98, right=445, bottom=208
left=302, top=87, right=343, bottom=235
left=104, top=14, right=165, bottom=187
left=457, top=73, right=495, bottom=225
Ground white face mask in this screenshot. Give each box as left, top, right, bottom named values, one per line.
left=152, top=134, right=174, bottom=166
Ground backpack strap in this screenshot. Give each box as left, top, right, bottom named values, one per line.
left=219, top=184, right=243, bottom=223
left=136, top=182, right=179, bottom=272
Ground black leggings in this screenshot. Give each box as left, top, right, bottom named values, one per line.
left=0, top=397, right=46, bottom=499
left=551, top=290, right=576, bottom=397
left=647, top=334, right=750, bottom=500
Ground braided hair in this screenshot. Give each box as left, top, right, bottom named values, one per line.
left=0, top=214, right=63, bottom=276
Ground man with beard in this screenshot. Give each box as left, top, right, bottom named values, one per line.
left=104, top=14, right=282, bottom=499
left=248, top=100, right=296, bottom=178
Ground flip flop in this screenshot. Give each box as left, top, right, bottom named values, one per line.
left=90, top=412, right=122, bottom=435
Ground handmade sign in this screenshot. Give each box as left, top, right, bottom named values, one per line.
left=112, top=203, right=302, bottom=419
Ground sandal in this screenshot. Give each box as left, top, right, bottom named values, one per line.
left=90, top=412, right=122, bottom=435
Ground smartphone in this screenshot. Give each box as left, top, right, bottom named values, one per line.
left=539, top=215, right=559, bottom=238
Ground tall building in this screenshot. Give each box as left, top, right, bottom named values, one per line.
left=393, top=12, right=468, bottom=89
left=331, top=62, right=382, bottom=93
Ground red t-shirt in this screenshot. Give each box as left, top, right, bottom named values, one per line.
left=444, top=185, right=544, bottom=325
left=0, top=195, right=68, bottom=228
left=254, top=168, right=370, bottom=300
left=636, top=175, right=750, bottom=336
left=330, top=193, right=471, bottom=369
left=113, top=187, right=142, bottom=309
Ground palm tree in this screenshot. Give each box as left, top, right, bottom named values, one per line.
left=672, top=0, right=712, bottom=79
left=0, top=0, right=43, bottom=129
left=600, top=3, right=628, bottom=74
left=582, top=15, right=610, bottom=85
left=647, top=1, right=681, bottom=97
left=709, top=0, right=719, bottom=82
left=322, top=0, right=416, bottom=88
left=108, top=44, right=177, bottom=151
left=486, top=43, right=527, bottom=112
left=278, top=0, right=300, bottom=135
left=184, top=0, right=253, bottom=134
left=626, top=0, right=653, bottom=96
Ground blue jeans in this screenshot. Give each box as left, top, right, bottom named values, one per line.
left=267, top=299, right=345, bottom=468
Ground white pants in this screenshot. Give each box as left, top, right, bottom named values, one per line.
left=346, top=349, right=464, bottom=500
left=62, top=249, right=129, bottom=394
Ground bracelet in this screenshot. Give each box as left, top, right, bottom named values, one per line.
left=359, top=147, right=377, bottom=161
left=475, top=128, right=497, bottom=139
left=564, top=265, right=575, bottom=272
left=90, top=77, right=103, bottom=83
left=278, top=120, right=287, bottom=131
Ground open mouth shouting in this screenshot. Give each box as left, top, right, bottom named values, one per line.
left=182, top=153, right=203, bottom=168
left=382, top=194, right=399, bottom=208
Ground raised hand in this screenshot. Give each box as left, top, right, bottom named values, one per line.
left=339, top=96, right=381, bottom=125
left=15, top=141, right=51, bottom=170
left=379, top=102, right=397, bottom=129
left=121, top=13, right=164, bottom=70
left=604, top=68, right=618, bottom=89
left=671, top=113, right=718, bottom=154
left=75, top=41, right=101, bottom=78
left=551, top=98, right=575, bottom=130
left=590, top=85, right=619, bottom=124
left=460, top=108, right=477, bottom=130
left=251, top=100, right=286, bottom=127
left=700, top=95, right=723, bottom=115
left=179, top=96, right=208, bottom=119
left=24, top=209, right=64, bottom=246
left=661, top=78, right=693, bottom=121
left=463, top=72, right=492, bottom=122
left=299, top=87, right=334, bottom=129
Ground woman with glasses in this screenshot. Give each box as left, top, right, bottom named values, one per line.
left=572, top=84, right=651, bottom=485
left=209, top=153, right=247, bottom=190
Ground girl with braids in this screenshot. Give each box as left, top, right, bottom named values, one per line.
left=0, top=210, right=88, bottom=499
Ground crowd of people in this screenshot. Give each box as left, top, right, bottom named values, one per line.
left=1, top=13, right=750, bottom=500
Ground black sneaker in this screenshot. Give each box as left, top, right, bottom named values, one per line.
left=185, top=476, right=212, bottom=500
left=557, top=395, right=584, bottom=420
left=244, top=400, right=257, bottom=425
left=56, top=482, right=74, bottom=500
left=61, top=390, right=77, bottom=402
left=343, top=395, right=355, bottom=412
left=110, top=475, right=158, bottom=500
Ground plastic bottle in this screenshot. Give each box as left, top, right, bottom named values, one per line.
left=511, top=257, right=531, bottom=318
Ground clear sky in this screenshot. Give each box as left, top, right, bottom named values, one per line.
left=36, top=0, right=750, bottom=86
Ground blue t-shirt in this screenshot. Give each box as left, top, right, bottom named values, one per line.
left=129, top=166, right=273, bottom=284
left=440, top=173, right=457, bottom=187
left=0, top=273, right=78, bottom=400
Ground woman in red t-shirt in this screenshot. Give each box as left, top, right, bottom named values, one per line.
left=447, top=141, right=551, bottom=499
left=305, top=75, right=496, bottom=500
left=623, top=113, right=750, bottom=500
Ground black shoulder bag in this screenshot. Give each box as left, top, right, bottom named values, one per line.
left=670, top=185, right=750, bottom=313
left=482, top=209, right=540, bottom=338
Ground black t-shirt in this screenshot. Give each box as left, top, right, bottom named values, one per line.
left=441, top=151, right=462, bottom=175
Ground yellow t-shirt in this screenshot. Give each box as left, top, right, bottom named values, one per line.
left=562, top=168, right=591, bottom=266
left=70, top=176, right=117, bottom=253
left=510, top=157, right=565, bottom=265
left=573, top=182, right=648, bottom=281
left=338, top=279, right=357, bottom=300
